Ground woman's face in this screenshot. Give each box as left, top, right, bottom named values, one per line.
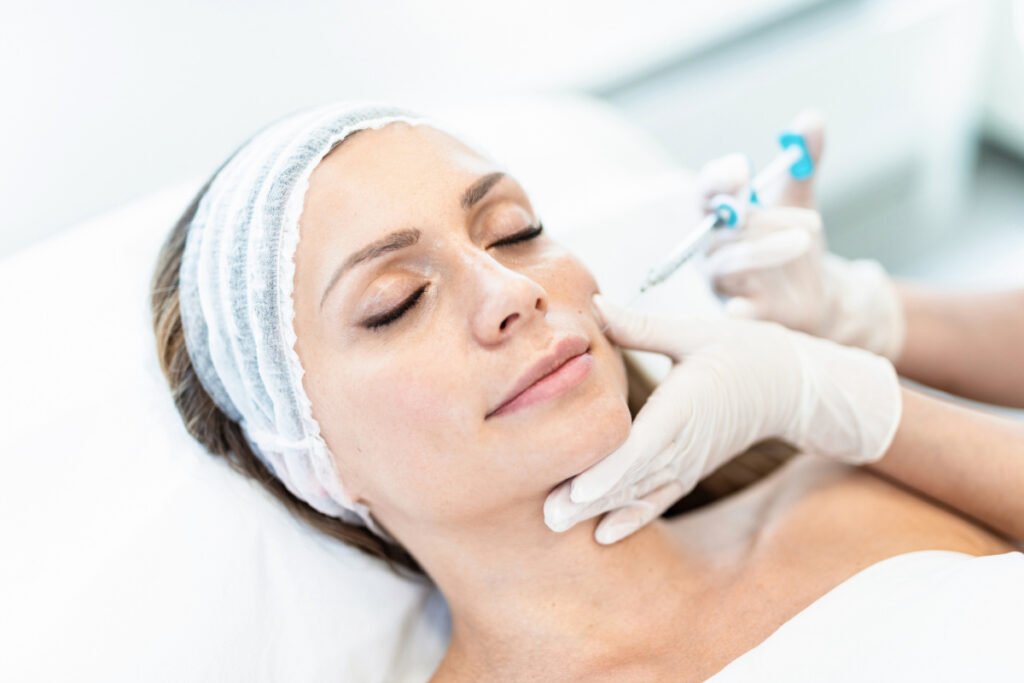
left=292, top=122, right=631, bottom=536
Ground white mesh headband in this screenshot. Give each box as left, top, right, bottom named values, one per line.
left=178, top=101, right=485, bottom=538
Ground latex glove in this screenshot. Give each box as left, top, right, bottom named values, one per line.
left=695, top=110, right=905, bottom=362
left=695, top=108, right=825, bottom=213
left=543, top=294, right=902, bottom=544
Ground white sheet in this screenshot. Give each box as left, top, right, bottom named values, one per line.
left=709, top=549, right=1024, bottom=682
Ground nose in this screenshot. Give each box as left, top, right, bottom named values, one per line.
left=469, top=257, right=548, bottom=346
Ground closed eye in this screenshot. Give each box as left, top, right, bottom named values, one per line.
left=363, top=284, right=429, bottom=330
left=362, top=222, right=544, bottom=332
left=490, top=222, right=543, bottom=248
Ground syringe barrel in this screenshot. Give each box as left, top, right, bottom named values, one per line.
left=641, top=213, right=719, bottom=288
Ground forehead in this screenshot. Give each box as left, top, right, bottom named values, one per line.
left=303, top=123, right=498, bottom=232
left=316, top=122, right=495, bottom=201
left=298, top=123, right=512, bottom=252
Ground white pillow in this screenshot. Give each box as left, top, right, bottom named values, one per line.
left=0, top=93, right=715, bottom=682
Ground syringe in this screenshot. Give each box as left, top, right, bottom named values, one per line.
left=637, top=129, right=815, bottom=295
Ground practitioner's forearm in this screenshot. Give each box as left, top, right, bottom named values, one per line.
left=868, top=388, right=1024, bottom=541
left=894, top=286, right=1024, bottom=408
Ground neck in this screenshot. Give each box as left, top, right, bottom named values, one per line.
left=397, top=500, right=718, bottom=680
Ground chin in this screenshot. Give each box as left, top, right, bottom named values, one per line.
left=545, top=373, right=633, bottom=481
left=487, top=344, right=633, bottom=485
left=577, top=392, right=633, bottom=470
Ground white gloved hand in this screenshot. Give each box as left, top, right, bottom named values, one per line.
left=543, top=294, right=902, bottom=545
left=695, top=110, right=905, bottom=362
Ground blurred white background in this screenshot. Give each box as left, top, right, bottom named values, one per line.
left=2, top=0, right=1022, bottom=284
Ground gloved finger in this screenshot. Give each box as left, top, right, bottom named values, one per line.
left=569, top=383, right=694, bottom=504
left=696, top=153, right=752, bottom=204
left=761, top=108, right=826, bottom=209
left=702, top=206, right=820, bottom=261
left=594, top=480, right=690, bottom=545
left=592, top=293, right=716, bottom=359
left=711, top=271, right=756, bottom=299
left=793, top=108, right=825, bottom=164
left=744, top=205, right=822, bottom=238
left=548, top=458, right=681, bottom=533
left=548, top=432, right=683, bottom=531
left=707, top=205, right=821, bottom=249
left=544, top=479, right=588, bottom=532
left=571, top=353, right=727, bottom=508
left=703, top=228, right=813, bottom=278
left=544, top=471, right=645, bottom=532
left=723, top=296, right=759, bottom=319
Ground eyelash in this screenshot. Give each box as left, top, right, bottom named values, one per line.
left=490, top=221, right=544, bottom=248
left=364, top=283, right=429, bottom=330
left=363, top=222, right=544, bottom=331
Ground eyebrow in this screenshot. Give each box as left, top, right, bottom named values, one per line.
left=460, top=171, right=506, bottom=210
left=319, top=171, right=508, bottom=310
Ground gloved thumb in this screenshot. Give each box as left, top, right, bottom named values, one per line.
left=593, top=294, right=714, bottom=359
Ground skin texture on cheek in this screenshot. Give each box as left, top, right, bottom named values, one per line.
left=311, top=299, right=634, bottom=534
left=327, top=319, right=631, bottom=532
left=291, top=122, right=637, bottom=534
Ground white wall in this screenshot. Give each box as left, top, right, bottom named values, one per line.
left=601, top=0, right=996, bottom=270
left=1, top=0, right=1011, bottom=265
left=0, top=0, right=828, bottom=259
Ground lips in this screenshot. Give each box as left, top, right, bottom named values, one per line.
left=486, top=334, right=591, bottom=419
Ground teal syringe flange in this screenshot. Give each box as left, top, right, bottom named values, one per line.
left=778, top=130, right=814, bottom=180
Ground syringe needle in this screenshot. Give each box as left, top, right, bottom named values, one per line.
left=639, top=213, right=720, bottom=292
left=596, top=213, right=720, bottom=335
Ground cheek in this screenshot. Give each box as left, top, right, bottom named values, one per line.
left=316, top=354, right=479, bottom=507
left=529, top=244, right=597, bottom=291
left=307, top=246, right=631, bottom=524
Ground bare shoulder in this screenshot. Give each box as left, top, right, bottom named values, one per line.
left=695, top=451, right=1014, bottom=596
left=662, top=454, right=1015, bottom=676
left=671, top=452, right=1014, bottom=561
left=750, top=453, right=1015, bottom=561
left=740, top=454, right=1012, bottom=608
